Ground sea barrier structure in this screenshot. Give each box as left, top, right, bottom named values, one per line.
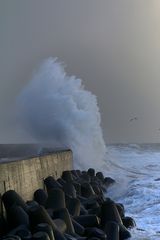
left=0, top=146, right=135, bottom=240
left=0, top=147, right=72, bottom=200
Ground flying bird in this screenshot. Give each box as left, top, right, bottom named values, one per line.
left=129, top=117, right=138, bottom=122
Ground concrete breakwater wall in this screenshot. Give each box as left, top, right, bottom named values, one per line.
left=0, top=149, right=72, bottom=200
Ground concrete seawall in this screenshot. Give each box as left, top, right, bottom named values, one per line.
left=0, top=149, right=72, bottom=200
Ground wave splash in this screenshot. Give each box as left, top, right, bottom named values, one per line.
left=16, top=58, right=106, bottom=169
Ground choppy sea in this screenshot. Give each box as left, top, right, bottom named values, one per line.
left=104, top=144, right=160, bottom=240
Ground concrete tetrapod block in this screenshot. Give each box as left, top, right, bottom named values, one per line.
left=2, top=190, right=28, bottom=212
left=101, top=200, right=123, bottom=226
left=104, top=221, right=119, bottom=240
left=15, top=228, right=32, bottom=240
left=122, top=216, right=136, bottom=229
left=80, top=173, right=91, bottom=183
left=65, top=196, right=80, bottom=217
left=7, top=225, right=27, bottom=233
left=35, top=223, right=55, bottom=240
left=29, top=205, right=56, bottom=230
left=81, top=183, right=95, bottom=198
left=70, top=170, right=79, bottom=179
left=101, top=201, right=131, bottom=239
left=115, top=204, right=125, bottom=219
left=73, top=215, right=100, bottom=228
left=44, top=177, right=63, bottom=193
left=34, top=189, right=48, bottom=207
left=62, top=171, right=74, bottom=183
left=75, top=170, right=81, bottom=177
left=6, top=206, right=29, bottom=229
left=53, top=219, right=67, bottom=234
left=52, top=208, right=75, bottom=235
left=57, top=178, right=66, bottom=187
left=32, top=231, right=50, bottom=240
left=46, top=189, right=66, bottom=211
left=85, top=227, right=107, bottom=240
left=96, top=172, right=104, bottom=182
left=90, top=182, right=103, bottom=197
left=87, top=168, right=95, bottom=178
left=71, top=218, right=85, bottom=236
left=103, top=177, right=115, bottom=188
left=29, top=205, right=66, bottom=240
left=72, top=182, right=81, bottom=196
left=63, top=183, right=77, bottom=198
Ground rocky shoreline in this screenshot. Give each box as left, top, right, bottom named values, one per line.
left=0, top=168, right=136, bottom=239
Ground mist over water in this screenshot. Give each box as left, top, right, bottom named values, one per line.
left=16, top=58, right=106, bottom=169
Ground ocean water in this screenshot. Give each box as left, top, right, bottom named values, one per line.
left=104, top=144, right=160, bottom=240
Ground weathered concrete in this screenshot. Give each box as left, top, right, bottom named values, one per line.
left=0, top=149, right=72, bottom=200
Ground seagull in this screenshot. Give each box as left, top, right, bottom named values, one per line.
left=129, top=117, right=138, bottom=122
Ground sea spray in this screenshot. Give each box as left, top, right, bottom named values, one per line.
left=16, top=58, right=106, bottom=169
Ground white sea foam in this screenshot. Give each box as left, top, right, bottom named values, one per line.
left=16, top=58, right=106, bottom=169
left=105, top=144, right=160, bottom=240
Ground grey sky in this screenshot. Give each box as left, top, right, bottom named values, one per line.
left=0, top=0, right=160, bottom=143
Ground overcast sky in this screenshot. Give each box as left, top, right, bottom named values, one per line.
left=0, top=0, right=160, bottom=143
